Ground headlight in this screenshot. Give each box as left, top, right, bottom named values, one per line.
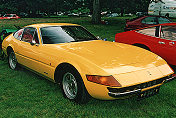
left=86, top=75, right=121, bottom=87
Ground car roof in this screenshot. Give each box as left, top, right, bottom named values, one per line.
left=26, top=23, right=80, bottom=28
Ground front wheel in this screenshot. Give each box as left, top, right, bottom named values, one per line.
left=8, top=51, right=18, bottom=70
left=61, top=67, right=90, bottom=103
left=62, top=72, right=78, bottom=100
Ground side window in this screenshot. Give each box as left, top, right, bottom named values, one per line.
left=13, top=29, right=24, bottom=40
left=158, top=17, right=171, bottom=24
left=141, top=17, right=157, bottom=24
left=137, top=27, right=156, bottom=37
left=33, top=31, right=39, bottom=44
left=21, top=27, right=35, bottom=43
left=160, top=26, right=176, bottom=40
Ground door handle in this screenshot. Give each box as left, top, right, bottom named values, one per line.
left=158, top=41, right=165, bottom=44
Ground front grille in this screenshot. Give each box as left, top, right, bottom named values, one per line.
left=108, top=76, right=168, bottom=93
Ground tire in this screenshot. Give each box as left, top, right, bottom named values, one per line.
left=8, top=51, right=18, bottom=70
left=61, top=66, right=90, bottom=103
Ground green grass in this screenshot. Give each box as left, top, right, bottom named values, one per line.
left=0, top=17, right=176, bottom=118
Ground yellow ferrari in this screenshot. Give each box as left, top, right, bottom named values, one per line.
left=2, top=23, right=175, bottom=103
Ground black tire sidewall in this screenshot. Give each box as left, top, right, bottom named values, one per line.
left=60, top=66, right=89, bottom=103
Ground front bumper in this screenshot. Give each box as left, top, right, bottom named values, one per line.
left=108, top=89, right=141, bottom=98
left=164, top=74, right=176, bottom=83
left=108, top=74, right=175, bottom=99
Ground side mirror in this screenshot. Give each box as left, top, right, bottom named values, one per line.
left=97, top=36, right=102, bottom=40
left=30, top=42, right=35, bottom=46
left=30, top=40, right=39, bottom=46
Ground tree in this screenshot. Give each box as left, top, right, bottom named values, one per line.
left=0, top=0, right=151, bottom=18
left=92, top=0, right=101, bottom=24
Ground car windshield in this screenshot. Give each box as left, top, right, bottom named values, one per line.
left=40, top=26, right=97, bottom=44
left=158, top=17, right=171, bottom=24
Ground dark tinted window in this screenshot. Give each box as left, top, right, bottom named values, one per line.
left=33, top=31, right=39, bottom=44
left=142, top=17, right=157, bottom=24
left=158, top=17, right=171, bottom=24
left=40, top=26, right=97, bottom=44
left=62, top=26, right=97, bottom=41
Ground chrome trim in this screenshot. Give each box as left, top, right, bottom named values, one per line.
left=164, top=76, right=175, bottom=83
left=108, top=89, right=141, bottom=98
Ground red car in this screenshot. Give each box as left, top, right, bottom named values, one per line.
left=116, top=23, right=176, bottom=65
left=0, top=14, right=20, bottom=19
left=124, top=16, right=172, bottom=31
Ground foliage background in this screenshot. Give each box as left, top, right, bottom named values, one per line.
left=0, top=0, right=150, bottom=16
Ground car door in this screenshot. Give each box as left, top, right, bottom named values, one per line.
left=16, top=27, right=40, bottom=67
left=15, top=27, right=55, bottom=78
left=136, top=25, right=174, bottom=64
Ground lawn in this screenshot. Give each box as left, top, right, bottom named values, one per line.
left=0, top=17, right=176, bottom=118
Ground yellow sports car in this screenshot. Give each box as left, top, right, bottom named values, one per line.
left=2, top=23, right=175, bottom=103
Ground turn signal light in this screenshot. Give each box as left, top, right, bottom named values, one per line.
left=86, top=75, right=121, bottom=87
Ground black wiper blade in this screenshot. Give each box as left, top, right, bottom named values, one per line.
left=70, top=39, right=90, bottom=42
left=70, top=40, right=80, bottom=42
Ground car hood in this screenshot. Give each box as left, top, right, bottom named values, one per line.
left=47, top=40, right=160, bottom=73
left=51, top=40, right=173, bottom=87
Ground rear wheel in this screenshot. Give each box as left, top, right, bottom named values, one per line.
left=8, top=51, right=18, bottom=70
left=60, top=66, right=90, bottom=103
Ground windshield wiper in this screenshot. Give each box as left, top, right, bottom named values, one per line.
left=70, top=39, right=90, bottom=42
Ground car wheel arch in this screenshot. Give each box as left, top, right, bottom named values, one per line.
left=133, top=43, right=151, bottom=51
left=7, top=46, right=14, bottom=55
left=54, top=62, right=91, bottom=103
left=54, top=63, right=82, bottom=84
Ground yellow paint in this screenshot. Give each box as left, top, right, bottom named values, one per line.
left=2, top=23, right=174, bottom=100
